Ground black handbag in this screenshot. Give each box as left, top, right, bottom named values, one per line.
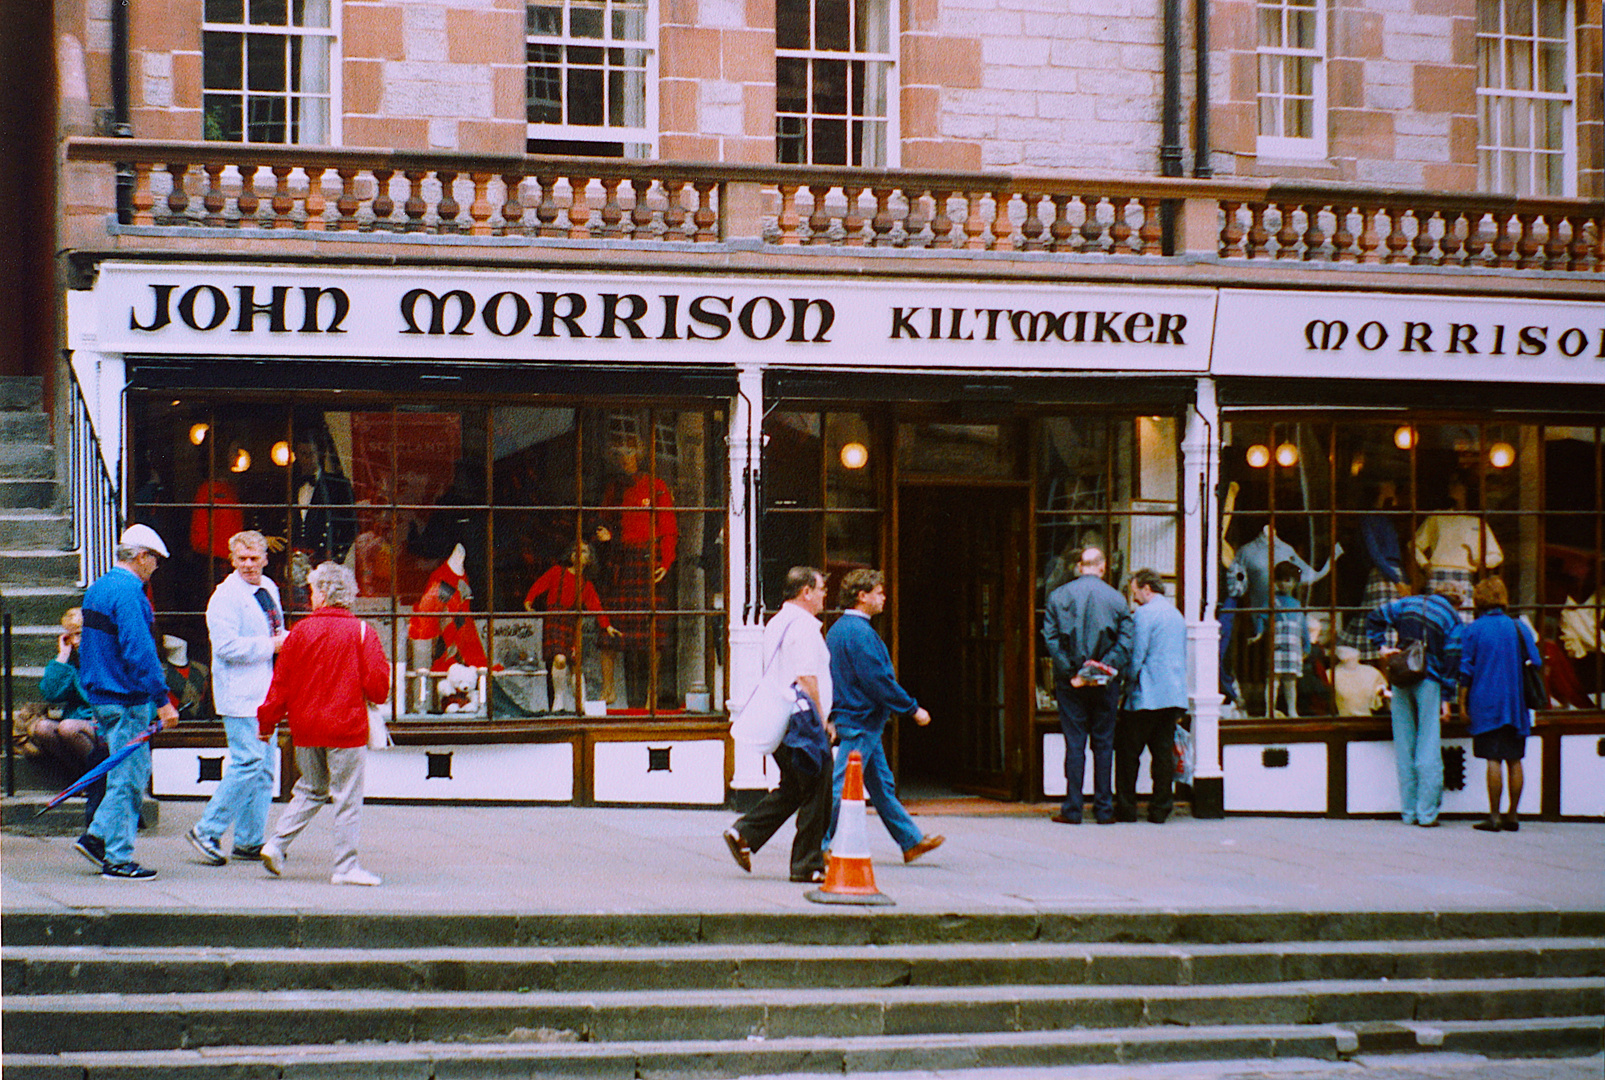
left=1521, top=659, right=1547, bottom=710
left=1387, top=639, right=1427, bottom=687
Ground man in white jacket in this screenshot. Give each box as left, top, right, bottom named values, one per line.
left=187, top=531, right=287, bottom=865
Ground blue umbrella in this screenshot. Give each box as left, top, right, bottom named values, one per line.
left=33, top=721, right=161, bottom=817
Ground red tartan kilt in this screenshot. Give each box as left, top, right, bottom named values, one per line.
left=604, top=544, right=664, bottom=652
left=541, top=613, right=582, bottom=662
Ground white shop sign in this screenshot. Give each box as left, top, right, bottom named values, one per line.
left=1214, top=289, right=1605, bottom=384
left=75, top=262, right=1218, bottom=373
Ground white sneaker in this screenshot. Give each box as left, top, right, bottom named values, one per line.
left=331, top=865, right=381, bottom=886
left=261, top=845, right=285, bottom=877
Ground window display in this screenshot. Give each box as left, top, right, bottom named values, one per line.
left=129, top=396, right=728, bottom=724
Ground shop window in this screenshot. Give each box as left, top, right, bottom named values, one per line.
left=1477, top=0, right=1575, bottom=195
left=526, top=0, right=654, bottom=157
left=127, top=396, right=726, bottom=725
left=202, top=0, right=336, bottom=144
left=1217, top=419, right=1592, bottom=723
left=1255, top=0, right=1326, bottom=159
left=776, top=0, right=895, bottom=167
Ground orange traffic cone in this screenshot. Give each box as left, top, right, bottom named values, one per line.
left=806, top=750, right=894, bottom=907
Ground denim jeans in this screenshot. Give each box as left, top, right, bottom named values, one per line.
left=1056, top=681, right=1119, bottom=822
left=86, top=701, right=155, bottom=866
left=194, top=715, right=274, bottom=851
left=1390, top=678, right=1444, bottom=825
left=824, top=725, right=924, bottom=853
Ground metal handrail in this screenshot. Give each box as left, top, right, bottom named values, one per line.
left=67, top=369, right=122, bottom=587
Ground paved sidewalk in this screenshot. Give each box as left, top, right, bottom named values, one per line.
left=4, top=801, right=1602, bottom=917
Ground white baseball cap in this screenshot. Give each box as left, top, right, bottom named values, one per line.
left=119, top=523, right=171, bottom=559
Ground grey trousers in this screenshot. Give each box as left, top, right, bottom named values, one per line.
left=268, top=745, right=366, bottom=875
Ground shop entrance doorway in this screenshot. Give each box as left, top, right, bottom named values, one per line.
left=894, top=483, right=1031, bottom=800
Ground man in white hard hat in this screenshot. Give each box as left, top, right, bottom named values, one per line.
left=73, top=523, right=180, bottom=880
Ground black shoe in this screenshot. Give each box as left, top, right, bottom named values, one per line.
left=1050, top=812, right=1081, bottom=825
left=101, top=861, right=157, bottom=880
left=232, top=845, right=263, bottom=861
left=73, top=833, right=106, bottom=869
left=1147, top=813, right=1170, bottom=824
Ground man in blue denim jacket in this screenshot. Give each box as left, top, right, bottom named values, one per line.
left=1116, top=569, right=1188, bottom=823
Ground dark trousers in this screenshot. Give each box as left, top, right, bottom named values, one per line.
left=731, top=745, right=831, bottom=880
left=1056, top=681, right=1119, bottom=823
left=1115, top=707, right=1181, bottom=822
left=82, top=737, right=109, bottom=828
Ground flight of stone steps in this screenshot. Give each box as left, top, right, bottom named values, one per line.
left=3, top=909, right=1600, bottom=1078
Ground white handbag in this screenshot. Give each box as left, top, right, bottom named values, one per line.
left=359, top=622, right=392, bottom=750
left=728, top=620, right=798, bottom=755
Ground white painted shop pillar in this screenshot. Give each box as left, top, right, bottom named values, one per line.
left=1182, top=376, right=1225, bottom=817
left=726, top=362, right=771, bottom=795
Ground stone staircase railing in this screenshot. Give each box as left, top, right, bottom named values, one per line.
left=65, top=138, right=1605, bottom=271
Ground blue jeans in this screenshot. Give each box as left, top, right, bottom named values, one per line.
left=824, top=725, right=924, bottom=853
left=1390, top=679, right=1444, bottom=825
left=194, top=715, right=274, bottom=851
left=86, top=701, right=155, bottom=866
left=1057, top=681, right=1119, bottom=822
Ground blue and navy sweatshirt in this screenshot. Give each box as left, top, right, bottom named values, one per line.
left=79, top=566, right=169, bottom=707
left=826, top=610, right=918, bottom=734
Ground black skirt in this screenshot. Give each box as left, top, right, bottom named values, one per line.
left=1471, top=725, right=1526, bottom=762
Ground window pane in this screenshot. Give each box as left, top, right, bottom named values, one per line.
left=608, top=69, right=643, bottom=126
left=204, top=94, right=243, bottom=141
left=1538, top=0, right=1565, bottom=37
left=1538, top=40, right=1565, bottom=93
left=776, top=115, right=806, bottom=163
left=816, top=0, right=849, bottom=51
left=204, top=31, right=242, bottom=89
left=206, top=0, right=245, bottom=22
left=1292, top=8, right=1316, bottom=48
left=811, top=117, right=847, bottom=164
left=776, top=0, right=809, bottom=50
left=1506, top=0, right=1533, bottom=37
left=247, top=33, right=287, bottom=91
left=568, top=66, right=604, bottom=125
left=245, top=95, right=287, bottom=142
left=613, top=1, right=647, bottom=40
left=249, top=0, right=287, bottom=25
left=855, top=0, right=888, bottom=52
left=812, top=58, right=847, bottom=114
left=528, top=3, right=563, bottom=35
left=571, top=1, right=604, bottom=38
left=1259, top=4, right=1285, bottom=49
left=292, top=0, right=331, bottom=29
left=776, top=56, right=807, bottom=113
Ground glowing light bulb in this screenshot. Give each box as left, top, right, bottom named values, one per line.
left=1394, top=425, right=1416, bottom=451
left=189, top=423, right=210, bottom=446
left=1245, top=444, right=1271, bottom=469
left=229, top=448, right=251, bottom=473
left=1488, top=441, right=1515, bottom=469
left=1275, top=442, right=1299, bottom=468
left=271, top=441, right=292, bottom=467
left=840, top=441, right=869, bottom=470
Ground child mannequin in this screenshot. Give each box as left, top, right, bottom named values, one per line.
left=524, top=541, right=620, bottom=712
left=1331, top=645, right=1389, bottom=716
left=1269, top=561, right=1307, bottom=718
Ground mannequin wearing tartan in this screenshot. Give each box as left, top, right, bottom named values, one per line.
left=408, top=544, right=489, bottom=671
left=596, top=444, right=677, bottom=708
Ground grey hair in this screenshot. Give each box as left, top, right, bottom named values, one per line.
left=307, top=561, right=357, bottom=608
left=114, top=543, right=141, bottom=562
left=229, top=530, right=269, bottom=554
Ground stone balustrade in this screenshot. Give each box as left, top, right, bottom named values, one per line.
left=65, top=138, right=1605, bottom=272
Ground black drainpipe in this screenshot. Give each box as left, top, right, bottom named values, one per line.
left=111, top=0, right=132, bottom=223
left=1160, top=0, right=1184, bottom=179
left=1194, top=0, right=1213, bottom=177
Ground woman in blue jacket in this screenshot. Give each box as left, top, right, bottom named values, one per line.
left=1458, top=578, right=1541, bottom=833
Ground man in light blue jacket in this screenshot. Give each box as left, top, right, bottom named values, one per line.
left=1116, top=568, right=1188, bottom=823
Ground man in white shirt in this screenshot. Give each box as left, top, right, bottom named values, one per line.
left=723, top=566, right=833, bottom=883
left=188, top=531, right=287, bottom=865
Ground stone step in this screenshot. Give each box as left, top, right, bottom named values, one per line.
left=0, top=551, right=80, bottom=586
left=1, top=627, right=73, bottom=668
left=0, top=377, right=43, bottom=411
left=6, top=976, right=1602, bottom=1053
left=0, top=583, right=83, bottom=625
left=0, top=512, right=72, bottom=551
left=0, top=479, right=58, bottom=510
left=6, top=938, right=1602, bottom=997
left=0, top=792, right=161, bottom=835
left=0, top=411, right=49, bottom=442
left=0, top=444, right=55, bottom=480
left=8, top=908, right=1603, bottom=950
left=10, top=1017, right=1605, bottom=1080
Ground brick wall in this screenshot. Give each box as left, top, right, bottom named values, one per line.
left=660, top=0, right=776, bottom=162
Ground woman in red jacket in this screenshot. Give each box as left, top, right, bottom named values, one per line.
left=258, top=562, right=389, bottom=886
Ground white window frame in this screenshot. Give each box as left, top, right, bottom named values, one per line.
left=200, top=0, right=341, bottom=146
left=1476, top=0, right=1577, bottom=196
left=1255, top=0, right=1327, bottom=160
left=525, top=0, right=658, bottom=158
left=775, top=0, right=900, bottom=168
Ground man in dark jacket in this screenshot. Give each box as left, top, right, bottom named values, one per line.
left=1042, top=547, right=1134, bottom=824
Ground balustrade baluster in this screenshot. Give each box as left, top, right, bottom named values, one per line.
left=165, top=163, right=191, bottom=222
left=467, top=172, right=494, bottom=236
left=1490, top=212, right=1515, bottom=267
left=1514, top=212, right=1539, bottom=268
left=567, top=174, right=593, bottom=239
left=436, top=170, right=460, bottom=233
left=1018, top=193, right=1044, bottom=252
left=1354, top=205, right=1379, bottom=263
left=1543, top=213, right=1568, bottom=270
left=630, top=178, right=654, bottom=238
left=1566, top=214, right=1591, bottom=272
left=1300, top=203, right=1325, bottom=260
left=402, top=170, right=428, bottom=232
left=806, top=184, right=832, bottom=244
left=500, top=172, right=525, bottom=235
left=599, top=177, right=623, bottom=238
left=692, top=180, right=718, bottom=242
left=1108, top=196, right=1133, bottom=254
left=1593, top=215, right=1605, bottom=272
left=129, top=162, right=155, bottom=225
left=1136, top=198, right=1161, bottom=256
left=841, top=186, right=865, bottom=245
left=534, top=173, right=559, bottom=236
left=202, top=164, right=226, bottom=226
left=303, top=166, right=327, bottom=230
left=1078, top=195, right=1102, bottom=252
left=776, top=184, right=801, bottom=244
left=1245, top=202, right=1269, bottom=258
left=929, top=190, right=954, bottom=248
left=370, top=168, right=394, bottom=229
left=1329, top=204, right=1355, bottom=261
left=662, top=179, right=689, bottom=240
left=1410, top=210, right=1437, bottom=264
left=1273, top=202, right=1299, bottom=258
left=334, top=168, right=360, bottom=230
left=235, top=164, right=260, bottom=226
left=269, top=165, right=294, bottom=228
left=1043, top=194, right=1071, bottom=252
left=1381, top=207, right=1410, bottom=263
left=1438, top=211, right=1466, bottom=266
left=1461, top=212, right=1493, bottom=265
left=984, top=190, right=1010, bottom=250
left=870, top=187, right=896, bottom=247
left=957, top=191, right=984, bottom=249
left=1219, top=200, right=1243, bottom=257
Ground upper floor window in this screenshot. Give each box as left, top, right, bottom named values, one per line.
left=526, top=0, right=655, bottom=157
left=202, top=0, right=337, bottom=144
left=1256, top=0, right=1326, bottom=159
left=1477, top=0, right=1575, bottom=195
left=776, top=0, right=895, bottom=167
